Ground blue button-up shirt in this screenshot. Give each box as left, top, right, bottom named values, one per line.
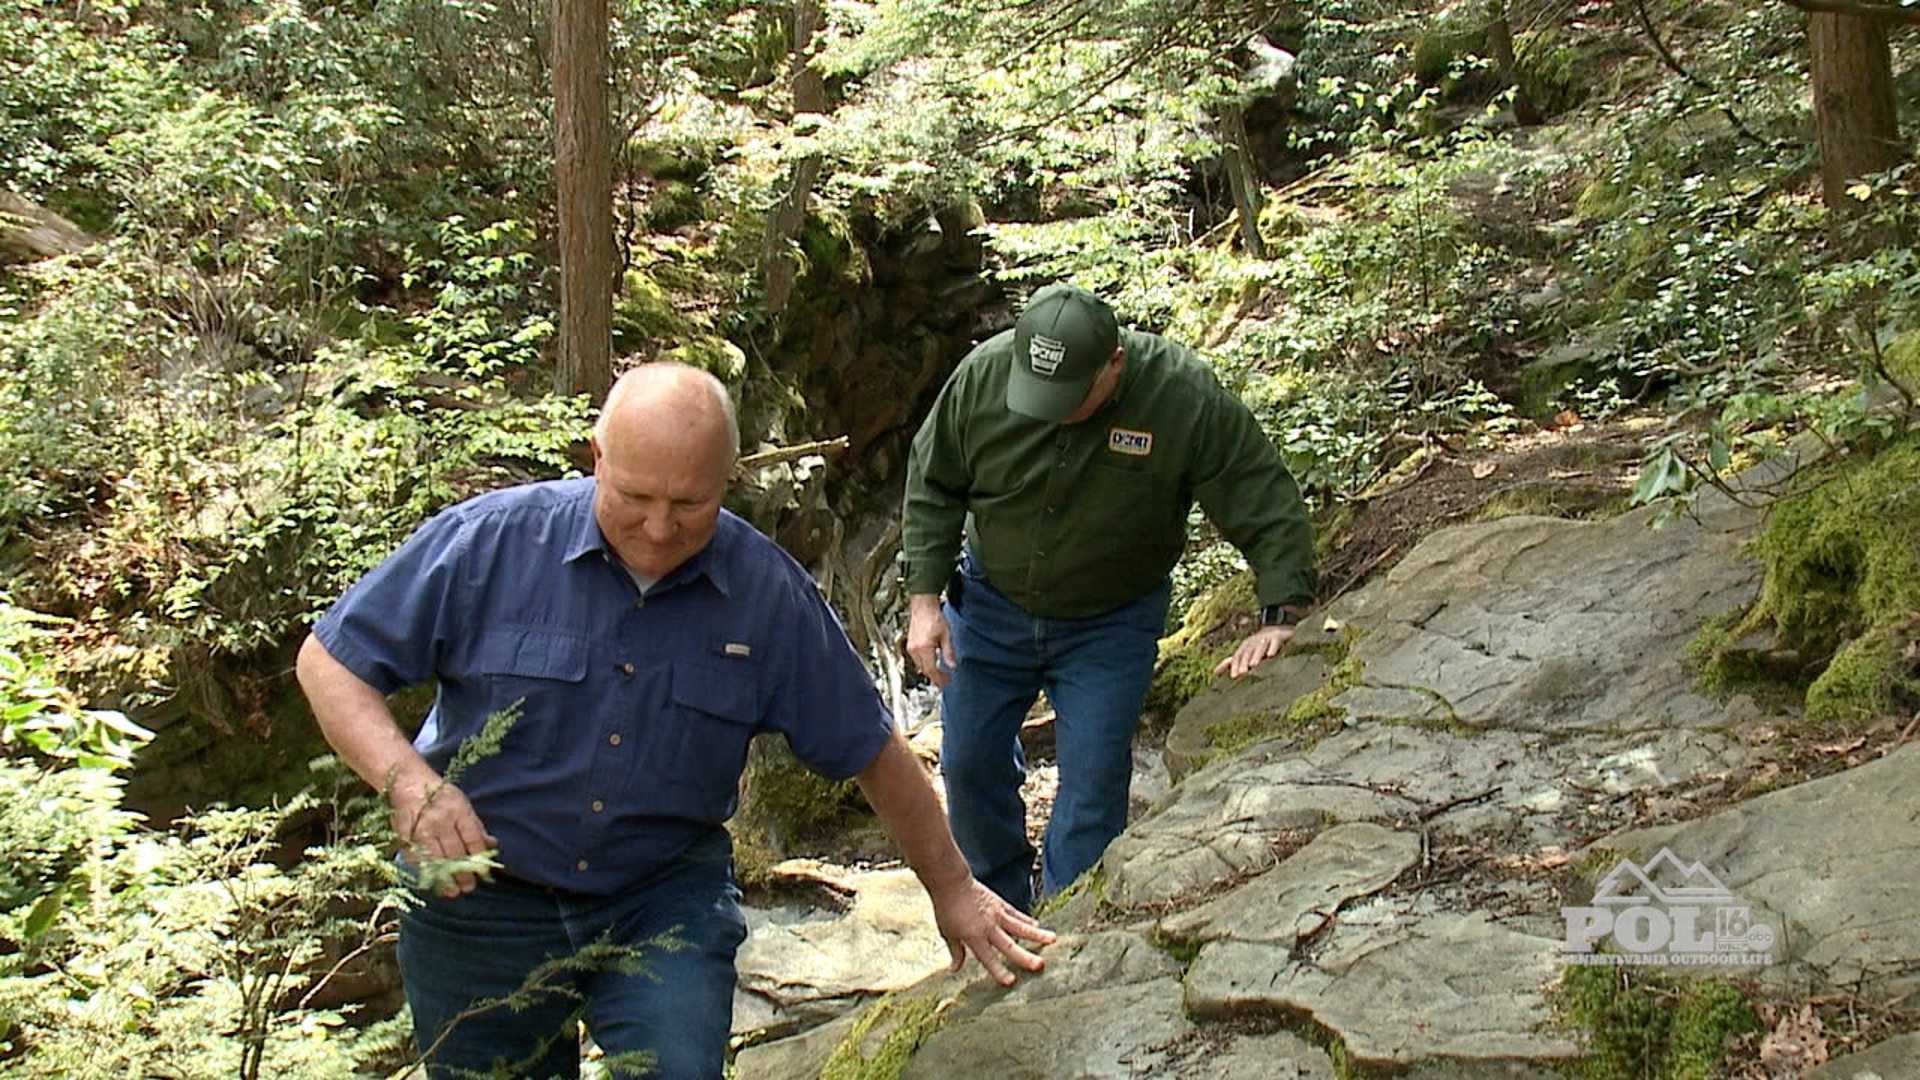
left=313, top=477, right=895, bottom=893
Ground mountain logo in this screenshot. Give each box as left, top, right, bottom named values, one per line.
left=1562, top=848, right=1775, bottom=967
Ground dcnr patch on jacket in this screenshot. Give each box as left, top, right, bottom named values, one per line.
left=1108, top=427, right=1154, bottom=456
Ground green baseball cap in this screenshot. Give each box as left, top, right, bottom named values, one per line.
left=1007, top=284, right=1119, bottom=422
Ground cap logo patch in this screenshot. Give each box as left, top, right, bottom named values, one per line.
left=1109, top=428, right=1153, bottom=456
left=1028, top=333, right=1068, bottom=377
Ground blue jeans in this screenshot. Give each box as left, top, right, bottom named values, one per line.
left=939, top=553, right=1170, bottom=912
left=396, top=829, right=746, bottom=1079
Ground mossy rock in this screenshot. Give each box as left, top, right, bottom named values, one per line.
left=659, top=335, right=748, bottom=384
left=820, top=987, right=955, bottom=1080
left=1695, top=432, right=1920, bottom=730
left=1513, top=27, right=1587, bottom=118
left=798, top=211, right=872, bottom=288
left=611, top=267, right=688, bottom=351
left=733, top=736, right=871, bottom=888
left=1143, top=570, right=1255, bottom=725
left=1411, top=16, right=1488, bottom=87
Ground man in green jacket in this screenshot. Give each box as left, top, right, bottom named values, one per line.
left=903, top=283, right=1317, bottom=912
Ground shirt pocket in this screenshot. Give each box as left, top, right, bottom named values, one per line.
left=658, top=658, right=761, bottom=822
left=471, top=629, right=590, bottom=764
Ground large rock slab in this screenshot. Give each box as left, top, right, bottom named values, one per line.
left=1331, top=509, right=1760, bottom=734
left=1161, top=822, right=1420, bottom=944
left=1604, top=742, right=1920, bottom=999
left=1184, top=912, right=1581, bottom=1071
left=733, top=868, right=950, bottom=1036
left=901, top=979, right=1194, bottom=1080
left=1805, top=1031, right=1920, bottom=1080
left=1108, top=720, right=1748, bottom=911
left=733, top=932, right=1183, bottom=1080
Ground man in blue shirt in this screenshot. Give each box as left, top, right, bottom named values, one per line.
left=296, top=361, right=1051, bottom=1079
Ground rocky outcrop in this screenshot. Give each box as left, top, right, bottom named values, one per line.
left=737, top=477, right=1920, bottom=1077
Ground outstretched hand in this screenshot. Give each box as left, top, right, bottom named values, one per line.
left=1213, top=624, right=1296, bottom=679
left=928, top=878, right=1055, bottom=985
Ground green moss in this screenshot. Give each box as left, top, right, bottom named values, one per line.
left=658, top=335, right=748, bottom=384
left=1572, top=845, right=1625, bottom=883
left=611, top=268, right=686, bottom=350
left=1693, top=433, right=1920, bottom=731
left=1513, top=28, right=1587, bottom=117
left=820, top=990, right=951, bottom=1080
left=1551, top=966, right=1759, bottom=1080
left=1147, top=924, right=1201, bottom=966
left=1410, top=19, right=1485, bottom=86
left=1143, top=642, right=1234, bottom=721
left=1280, top=642, right=1365, bottom=728
left=1034, top=864, right=1103, bottom=920
left=1467, top=485, right=1632, bottom=523
left=733, top=738, right=869, bottom=887
left=1805, top=626, right=1910, bottom=730
left=798, top=211, right=872, bottom=287
left=1884, top=330, right=1920, bottom=395
left=1194, top=633, right=1364, bottom=767
left=1200, top=708, right=1289, bottom=755
left=1144, top=571, right=1256, bottom=720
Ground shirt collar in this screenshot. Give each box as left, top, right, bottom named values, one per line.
left=560, top=482, right=735, bottom=599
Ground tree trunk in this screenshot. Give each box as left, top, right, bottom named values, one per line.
left=1219, top=107, right=1267, bottom=259
left=0, top=192, right=93, bottom=263
left=552, top=0, right=614, bottom=403
left=760, top=0, right=828, bottom=317
left=1808, top=12, right=1901, bottom=216
left=1486, top=3, right=1543, bottom=126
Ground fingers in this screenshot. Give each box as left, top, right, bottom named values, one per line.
left=907, top=619, right=958, bottom=687
left=1214, top=627, right=1295, bottom=678
left=394, top=781, right=497, bottom=897
left=939, top=886, right=1056, bottom=986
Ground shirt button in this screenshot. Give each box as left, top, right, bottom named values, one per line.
left=634, top=597, right=645, bottom=609
left=590, top=799, right=605, bottom=813
left=576, top=859, right=590, bottom=871
left=621, top=663, right=635, bottom=677
left=608, top=733, right=622, bottom=746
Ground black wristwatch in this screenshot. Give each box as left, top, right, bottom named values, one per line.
left=1260, top=604, right=1305, bottom=628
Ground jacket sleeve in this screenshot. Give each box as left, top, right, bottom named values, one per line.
left=1189, top=376, right=1318, bottom=607
left=901, top=356, right=979, bottom=596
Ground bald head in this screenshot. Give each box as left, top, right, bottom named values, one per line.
left=594, top=361, right=740, bottom=468
left=590, top=362, right=739, bottom=579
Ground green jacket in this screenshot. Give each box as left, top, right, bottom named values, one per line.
left=904, top=326, right=1315, bottom=619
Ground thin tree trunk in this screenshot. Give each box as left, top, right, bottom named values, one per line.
left=760, top=0, right=828, bottom=317
left=1220, top=106, right=1267, bottom=259
left=1487, top=2, right=1543, bottom=126
left=553, top=0, right=614, bottom=402
left=1808, top=11, right=1901, bottom=216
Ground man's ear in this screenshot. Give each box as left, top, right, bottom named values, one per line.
left=588, top=436, right=603, bottom=467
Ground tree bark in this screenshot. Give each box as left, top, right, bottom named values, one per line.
left=1219, top=106, right=1267, bottom=259
left=1808, top=11, right=1902, bottom=216
left=552, top=0, right=614, bottom=403
left=760, top=0, right=829, bottom=317
left=0, top=192, right=93, bottom=263
left=1486, top=3, right=1543, bottom=127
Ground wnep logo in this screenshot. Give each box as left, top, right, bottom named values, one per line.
left=1562, top=848, right=1775, bottom=967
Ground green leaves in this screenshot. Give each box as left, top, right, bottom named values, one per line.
left=1631, top=439, right=1690, bottom=508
